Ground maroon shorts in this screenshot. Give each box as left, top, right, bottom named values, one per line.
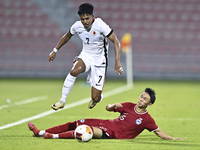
left=77, top=119, right=113, bottom=138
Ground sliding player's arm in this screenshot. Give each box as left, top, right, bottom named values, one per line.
left=154, top=128, right=184, bottom=140
left=106, top=103, right=123, bottom=111
left=48, top=31, right=72, bottom=62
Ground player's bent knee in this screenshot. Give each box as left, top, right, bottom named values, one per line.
left=70, top=69, right=80, bottom=77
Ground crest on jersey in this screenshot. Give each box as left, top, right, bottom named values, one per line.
left=136, top=118, right=143, bottom=125
left=91, top=30, right=96, bottom=36
left=80, top=119, right=85, bottom=123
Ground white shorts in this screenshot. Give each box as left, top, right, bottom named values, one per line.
left=74, top=51, right=107, bottom=91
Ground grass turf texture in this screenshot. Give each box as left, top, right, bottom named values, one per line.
left=0, top=79, right=199, bottom=150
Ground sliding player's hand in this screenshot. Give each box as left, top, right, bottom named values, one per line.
left=114, top=103, right=123, bottom=109
left=172, top=137, right=185, bottom=140
left=106, top=103, right=123, bottom=111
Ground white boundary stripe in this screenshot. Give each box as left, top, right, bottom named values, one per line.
left=0, top=96, right=48, bottom=110
left=0, top=85, right=132, bottom=130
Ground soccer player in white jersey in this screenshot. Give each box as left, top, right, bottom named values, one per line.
left=48, top=3, right=123, bottom=110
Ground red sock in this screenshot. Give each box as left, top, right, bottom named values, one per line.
left=45, top=121, right=76, bottom=134
left=58, top=130, right=75, bottom=139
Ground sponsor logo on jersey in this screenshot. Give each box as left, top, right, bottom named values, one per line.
left=136, top=118, right=143, bottom=125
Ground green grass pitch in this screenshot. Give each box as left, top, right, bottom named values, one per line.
left=0, top=78, right=199, bottom=150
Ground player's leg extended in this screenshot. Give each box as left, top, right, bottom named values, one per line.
left=28, top=121, right=77, bottom=139
left=43, top=121, right=77, bottom=139
left=43, top=126, right=105, bottom=139
left=88, top=87, right=103, bottom=109
left=51, top=59, right=86, bottom=110
left=45, top=121, right=77, bottom=134
left=43, top=130, right=75, bottom=139
left=43, top=119, right=105, bottom=139
left=88, top=64, right=105, bottom=109
left=62, top=58, right=86, bottom=100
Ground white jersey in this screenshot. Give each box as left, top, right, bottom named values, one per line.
left=70, top=18, right=113, bottom=58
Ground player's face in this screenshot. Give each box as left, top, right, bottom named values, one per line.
left=137, top=92, right=151, bottom=108
left=79, top=14, right=94, bottom=28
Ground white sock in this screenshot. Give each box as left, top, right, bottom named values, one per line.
left=40, top=131, right=59, bottom=138
left=39, top=130, right=45, bottom=136
left=99, top=94, right=103, bottom=102
left=53, top=134, right=59, bottom=139
left=61, top=73, right=76, bottom=103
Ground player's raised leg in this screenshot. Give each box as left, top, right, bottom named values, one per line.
left=51, top=59, right=86, bottom=110
left=51, top=73, right=76, bottom=110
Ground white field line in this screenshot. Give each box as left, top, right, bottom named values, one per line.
left=0, top=96, right=48, bottom=110
left=0, top=85, right=132, bottom=130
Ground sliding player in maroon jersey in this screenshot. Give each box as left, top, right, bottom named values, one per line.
left=28, top=88, right=184, bottom=140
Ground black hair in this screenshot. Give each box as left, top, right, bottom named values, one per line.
left=144, top=88, right=156, bottom=104
left=77, top=3, right=94, bottom=16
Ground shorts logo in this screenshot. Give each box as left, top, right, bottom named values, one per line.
left=80, top=119, right=85, bottom=123
left=136, top=118, right=142, bottom=125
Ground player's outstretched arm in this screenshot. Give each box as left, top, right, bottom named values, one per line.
left=154, top=129, right=185, bottom=140
left=48, top=31, right=72, bottom=62
left=108, top=32, right=123, bottom=75
left=106, top=103, right=123, bottom=111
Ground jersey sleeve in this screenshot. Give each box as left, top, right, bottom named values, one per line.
left=70, top=21, right=79, bottom=35
left=98, top=18, right=112, bottom=37
left=113, top=102, right=134, bottom=113
left=145, top=115, right=159, bottom=132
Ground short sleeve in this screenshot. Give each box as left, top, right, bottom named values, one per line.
left=70, top=21, right=78, bottom=35
left=113, top=102, right=134, bottom=113
left=145, top=116, right=159, bottom=132
left=98, top=18, right=112, bottom=37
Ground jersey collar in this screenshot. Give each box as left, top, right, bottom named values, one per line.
left=134, top=104, right=148, bottom=115
left=85, top=18, right=95, bottom=31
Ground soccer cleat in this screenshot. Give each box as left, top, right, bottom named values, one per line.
left=51, top=100, right=65, bottom=110
left=28, top=121, right=40, bottom=137
left=88, top=100, right=98, bottom=109
left=43, top=132, right=54, bottom=139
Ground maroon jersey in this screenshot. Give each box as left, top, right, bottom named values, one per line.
left=77, top=102, right=158, bottom=139
left=108, top=102, right=158, bottom=139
